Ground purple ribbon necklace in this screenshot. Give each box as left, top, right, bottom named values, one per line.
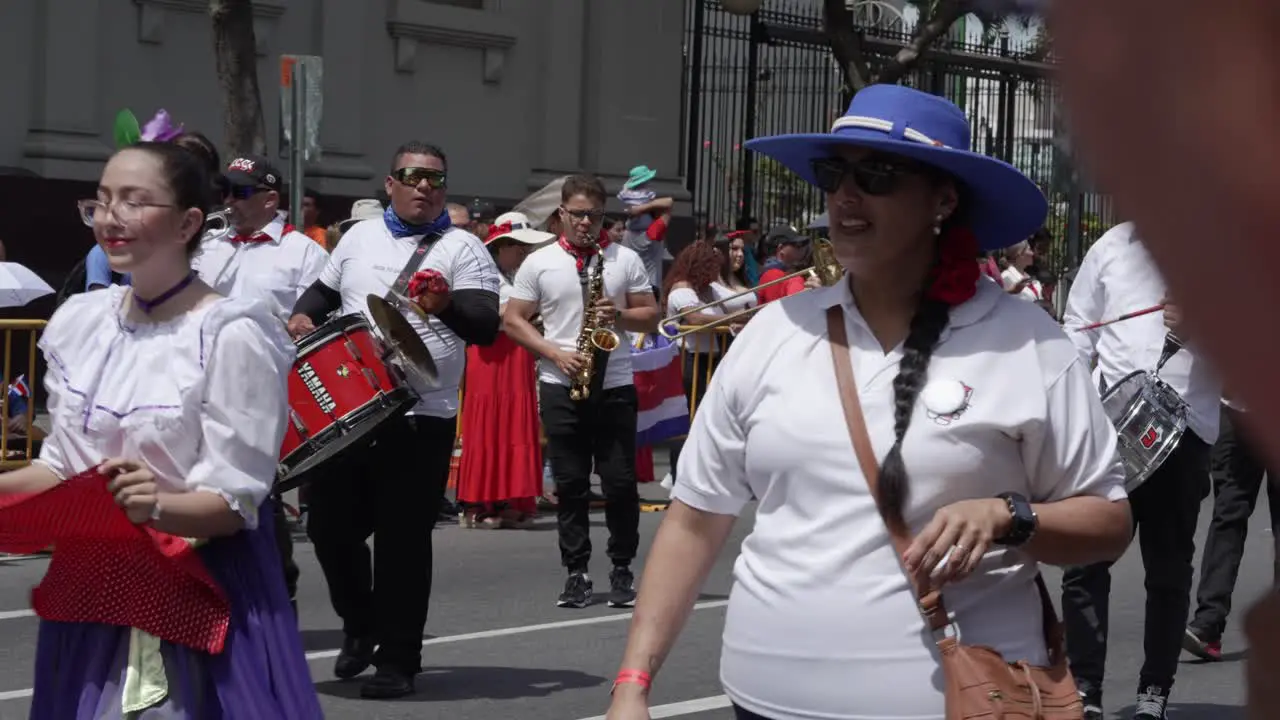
left=133, top=271, right=198, bottom=314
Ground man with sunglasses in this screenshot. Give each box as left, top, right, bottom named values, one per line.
left=502, top=174, right=658, bottom=610
left=756, top=225, right=813, bottom=304
left=190, top=154, right=328, bottom=617
left=287, top=141, right=501, bottom=699
left=195, top=155, right=329, bottom=321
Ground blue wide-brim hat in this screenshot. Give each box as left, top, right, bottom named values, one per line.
left=744, top=85, right=1046, bottom=253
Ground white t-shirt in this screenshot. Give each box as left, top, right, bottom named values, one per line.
left=673, top=277, right=1126, bottom=720
left=1064, top=222, right=1222, bottom=443
left=36, top=287, right=293, bottom=530
left=318, top=218, right=501, bottom=418
left=192, top=214, right=329, bottom=322
left=509, top=241, right=652, bottom=390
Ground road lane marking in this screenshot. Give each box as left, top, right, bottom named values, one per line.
left=0, top=599, right=730, bottom=703
left=575, top=694, right=732, bottom=719
left=0, top=610, right=34, bottom=622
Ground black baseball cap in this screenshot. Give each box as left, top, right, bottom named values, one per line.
left=765, top=224, right=809, bottom=246
left=224, top=155, right=283, bottom=192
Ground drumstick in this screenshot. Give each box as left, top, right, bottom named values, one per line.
left=1070, top=303, right=1166, bottom=332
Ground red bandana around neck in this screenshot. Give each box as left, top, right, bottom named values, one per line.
left=558, top=230, right=612, bottom=272
left=925, top=227, right=981, bottom=306
left=231, top=223, right=294, bottom=245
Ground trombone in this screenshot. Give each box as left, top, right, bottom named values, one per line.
left=658, top=237, right=844, bottom=341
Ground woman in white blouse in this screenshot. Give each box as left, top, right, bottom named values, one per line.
left=662, top=240, right=741, bottom=484
left=1001, top=239, right=1044, bottom=302
left=606, top=85, right=1132, bottom=719
left=0, top=142, right=320, bottom=718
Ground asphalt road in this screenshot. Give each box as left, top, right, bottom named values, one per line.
left=0, top=480, right=1264, bottom=720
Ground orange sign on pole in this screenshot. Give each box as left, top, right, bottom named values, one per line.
left=280, top=56, right=296, bottom=88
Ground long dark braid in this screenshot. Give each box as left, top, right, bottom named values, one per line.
left=875, top=294, right=951, bottom=531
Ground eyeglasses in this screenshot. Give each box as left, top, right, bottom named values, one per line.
left=393, top=167, right=447, bottom=190
left=76, top=198, right=174, bottom=228
left=228, top=185, right=272, bottom=201
left=810, top=156, right=923, bottom=196
left=560, top=207, right=606, bottom=223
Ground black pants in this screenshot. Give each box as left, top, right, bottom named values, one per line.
left=669, top=351, right=720, bottom=483
left=273, top=500, right=299, bottom=601
left=305, top=414, right=455, bottom=674
left=1061, top=431, right=1211, bottom=695
left=540, top=382, right=640, bottom=572
left=1189, top=406, right=1280, bottom=641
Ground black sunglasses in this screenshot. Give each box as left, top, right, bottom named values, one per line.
left=228, top=185, right=272, bottom=201
left=393, top=167, right=447, bottom=190
left=810, top=156, right=923, bottom=196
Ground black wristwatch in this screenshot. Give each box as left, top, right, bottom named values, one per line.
left=993, top=491, right=1038, bottom=547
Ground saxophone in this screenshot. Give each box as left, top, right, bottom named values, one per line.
left=568, top=246, right=621, bottom=401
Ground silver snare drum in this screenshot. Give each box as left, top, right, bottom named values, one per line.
left=1100, top=370, right=1188, bottom=491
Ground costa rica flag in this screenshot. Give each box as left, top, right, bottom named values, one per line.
left=631, top=335, right=690, bottom=447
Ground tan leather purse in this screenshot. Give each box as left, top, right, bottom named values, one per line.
left=825, top=306, right=1083, bottom=719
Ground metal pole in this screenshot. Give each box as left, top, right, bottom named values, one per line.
left=289, top=63, right=306, bottom=225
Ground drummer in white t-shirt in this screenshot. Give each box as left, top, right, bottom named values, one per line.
left=286, top=141, right=501, bottom=700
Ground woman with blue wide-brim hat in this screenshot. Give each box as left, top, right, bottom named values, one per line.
left=605, top=85, right=1131, bottom=720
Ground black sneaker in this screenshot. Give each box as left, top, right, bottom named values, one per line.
left=1079, top=688, right=1103, bottom=720
left=608, top=566, right=637, bottom=608
left=557, top=572, right=592, bottom=608
left=1134, top=684, right=1170, bottom=720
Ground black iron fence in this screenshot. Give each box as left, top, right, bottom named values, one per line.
left=681, top=0, right=1115, bottom=279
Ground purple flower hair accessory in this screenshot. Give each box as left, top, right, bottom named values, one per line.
left=140, top=110, right=184, bottom=143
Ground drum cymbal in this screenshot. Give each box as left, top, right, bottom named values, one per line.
left=366, top=294, right=438, bottom=384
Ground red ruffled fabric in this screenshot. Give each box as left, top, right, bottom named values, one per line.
left=456, top=334, right=542, bottom=508
left=0, top=469, right=230, bottom=653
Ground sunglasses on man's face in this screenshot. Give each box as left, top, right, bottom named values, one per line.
left=228, top=185, right=271, bottom=201
left=560, top=207, right=606, bottom=223
left=393, top=167, right=447, bottom=190
left=810, top=156, right=923, bottom=196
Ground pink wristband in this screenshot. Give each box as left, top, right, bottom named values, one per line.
left=611, top=669, right=653, bottom=694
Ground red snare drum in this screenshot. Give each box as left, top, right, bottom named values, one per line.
left=275, top=314, right=417, bottom=492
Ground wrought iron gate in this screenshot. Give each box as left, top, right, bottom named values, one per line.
left=681, top=0, right=1115, bottom=274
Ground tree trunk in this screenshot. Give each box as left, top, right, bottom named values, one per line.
left=823, top=0, right=873, bottom=94
left=875, top=0, right=972, bottom=85
left=210, top=0, right=266, bottom=155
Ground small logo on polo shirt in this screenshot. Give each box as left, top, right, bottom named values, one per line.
left=922, top=379, right=973, bottom=426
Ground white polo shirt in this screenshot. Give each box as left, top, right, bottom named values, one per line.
left=192, top=214, right=328, bottom=322
left=318, top=218, right=501, bottom=418
left=673, top=277, right=1126, bottom=720
left=1064, top=222, right=1222, bottom=443
left=509, top=241, right=652, bottom=390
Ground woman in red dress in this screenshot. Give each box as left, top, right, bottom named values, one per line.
left=457, top=212, right=554, bottom=528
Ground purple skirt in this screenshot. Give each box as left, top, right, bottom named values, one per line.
left=29, top=499, right=322, bottom=719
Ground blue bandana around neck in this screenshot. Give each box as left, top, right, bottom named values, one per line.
left=383, top=206, right=452, bottom=239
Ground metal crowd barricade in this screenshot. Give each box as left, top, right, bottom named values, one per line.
left=675, top=325, right=734, bottom=422
left=0, top=319, right=46, bottom=471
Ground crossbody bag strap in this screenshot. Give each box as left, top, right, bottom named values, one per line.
left=386, top=231, right=445, bottom=300
left=824, top=305, right=951, bottom=636
left=825, top=304, right=1066, bottom=658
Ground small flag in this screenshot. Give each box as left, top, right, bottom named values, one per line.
left=7, top=375, right=29, bottom=419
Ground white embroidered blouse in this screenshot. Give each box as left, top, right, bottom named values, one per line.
left=35, top=285, right=293, bottom=530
